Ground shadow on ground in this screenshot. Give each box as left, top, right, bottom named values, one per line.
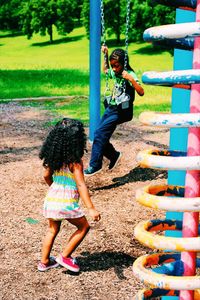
left=93, top=166, right=167, bottom=191
left=31, top=35, right=84, bottom=47
left=0, top=31, right=23, bottom=38
left=63, top=251, right=135, bottom=279
left=132, top=44, right=173, bottom=56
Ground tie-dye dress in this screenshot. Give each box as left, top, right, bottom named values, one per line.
left=43, top=166, right=84, bottom=220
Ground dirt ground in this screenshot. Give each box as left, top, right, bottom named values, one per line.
left=0, top=102, right=169, bottom=300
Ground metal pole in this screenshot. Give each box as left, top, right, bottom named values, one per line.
left=89, top=0, right=101, bottom=141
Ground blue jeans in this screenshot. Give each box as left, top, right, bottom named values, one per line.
left=90, top=106, right=120, bottom=169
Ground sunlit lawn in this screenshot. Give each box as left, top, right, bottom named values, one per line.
left=0, top=27, right=173, bottom=122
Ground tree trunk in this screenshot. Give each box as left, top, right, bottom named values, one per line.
left=48, top=25, right=53, bottom=43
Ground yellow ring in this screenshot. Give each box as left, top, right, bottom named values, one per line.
left=134, top=288, right=200, bottom=299
left=133, top=253, right=200, bottom=290
left=134, top=220, right=200, bottom=251
left=136, top=184, right=200, bottom=212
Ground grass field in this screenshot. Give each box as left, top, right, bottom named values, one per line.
left=0, top=27, right=173, bottom=122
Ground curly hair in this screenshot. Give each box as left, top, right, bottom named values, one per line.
left=39, top=118, right=87, bottom=171
left=109, top=48, right=134, bottom=71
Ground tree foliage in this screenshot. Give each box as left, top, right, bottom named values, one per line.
left=82, top=0, right=129, bottom=43
left=82, top=0, right=175, bottom=44
left=73, top=0, right=84, bottom=25
left=20, top=0, right=77, bottom=42
left=129, top=0, right=175, bottom=42
left=81, top=0, right=89, bottom=37
left=0, top=0, right=23, bottom=30
left=0, top=0, right=176, bottom=44
left=102, top=0, right=130, bottom=44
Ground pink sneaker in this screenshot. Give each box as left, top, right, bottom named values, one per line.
left=56, top=254, right=80, bottom=272
left=38, top=256, right=59, bottom=272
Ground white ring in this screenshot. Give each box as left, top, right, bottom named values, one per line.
left=136, top=184, right=200, bottom=212
left=134, top=220, right=200, bottom=251
left=144, top=22, right=200, bottom=41
left=139, top=111, right=200, bottom=127
left=142, top=69, right=200, bottom=86
left=136, top=149, right=200, bottom=170
left=133, top=254, right=200, bottom=290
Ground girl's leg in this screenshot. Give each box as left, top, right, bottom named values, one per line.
left=41, top=219, right=61, bottom=264
left=62, top=216, right=90, bottom=258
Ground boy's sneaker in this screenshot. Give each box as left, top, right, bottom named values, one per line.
left=108, top=152, right=122, bottom=170
left=56, top=254, right=80, bottom=273
left=38, top=256, right=59, bottom=272
left=84, top=166, right=102, bottom=177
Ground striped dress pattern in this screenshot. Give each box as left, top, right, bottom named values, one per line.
left=43, top=166, right=84, bottom=220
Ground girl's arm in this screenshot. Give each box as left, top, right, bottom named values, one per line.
left=71, top=162, right=101, bottom=221
left=122, top=70, right=144, bottom=96
left=102, top=45, right=109, bottom=74
left=43, top=167, right=53, bottom=186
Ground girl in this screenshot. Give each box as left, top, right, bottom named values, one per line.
left=84, top=46, right=144, bottom=176
left=38, top=118, right=101, bottom=273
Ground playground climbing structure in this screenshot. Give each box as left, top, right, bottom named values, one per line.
left=132, top=0, right=200, bottom=299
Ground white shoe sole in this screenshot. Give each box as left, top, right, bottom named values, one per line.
left=38, top=256, right=59, bottom=272
left=84, top=168, right=102, bottom=177
left=38, top=262, right=59, bottom=272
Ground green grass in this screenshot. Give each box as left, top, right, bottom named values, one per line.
left=0, top=27, right=89, bottom=70
left=0, top=27, right=173, bottom=123
left=0, top=69, right=89, bottom=98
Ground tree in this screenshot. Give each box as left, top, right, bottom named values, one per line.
left=81, top=0, right=89, bottom=37
left=104, top=0, right=130, bottom=44
left=0, top=0, right=23, bottom=30
left=82, top=0, right=128, bottom=44
left=73, top=0, right=84, bottom=25
left=129, top=0, right=175, bottom=42
left=82, top=0, right=175, bottom=44
left=20, top=0, right=76, bottom=43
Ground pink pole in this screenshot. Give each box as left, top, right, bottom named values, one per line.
left=180, top=1, right=200, bottom=299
